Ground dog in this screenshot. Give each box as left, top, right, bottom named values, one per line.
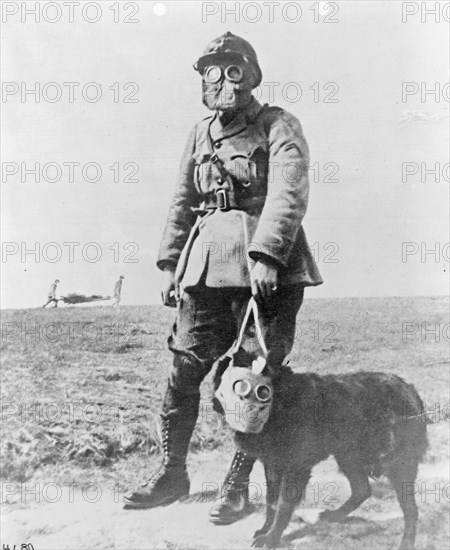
left=214, top=352, right=428, bottom=550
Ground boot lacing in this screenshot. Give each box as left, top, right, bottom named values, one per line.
left=222, top=452, right=249, bottom=497
left=144, top=418, right=171, bottom=488
left=161, top=418, right=170, bottom=465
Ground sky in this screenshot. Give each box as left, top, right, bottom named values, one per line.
left=1, top=1, right=449, bottom=309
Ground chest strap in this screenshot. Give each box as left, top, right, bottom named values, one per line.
left=204, top=104, right=269, bottom=211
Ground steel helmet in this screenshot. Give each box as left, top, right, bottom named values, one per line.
left=194, top=32, right=262, bottom=88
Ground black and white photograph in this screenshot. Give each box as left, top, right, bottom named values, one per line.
left=1, top=1, right=449, bottom=549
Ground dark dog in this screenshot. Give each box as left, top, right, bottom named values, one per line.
left=214, top=357, right=428, bottom=550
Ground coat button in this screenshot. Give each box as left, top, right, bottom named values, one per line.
left=214, top=141, right=222, bottom=149
left=217, top=178, right=223, bottom=185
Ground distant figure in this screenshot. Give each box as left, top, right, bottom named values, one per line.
left=42, top=279, right=60, bottom=308
left=113, top=276, right=124, bottom=307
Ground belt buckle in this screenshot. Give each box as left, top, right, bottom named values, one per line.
left=216, top=188, right=229, bottom=211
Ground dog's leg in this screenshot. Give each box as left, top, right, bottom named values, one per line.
left=387, top=458, right=419, bottom=550
left=253, top=464, right=281, bottom=538
left=252, top=467, right=310, bottom=549
left=320, top=455, right=371, bottom=522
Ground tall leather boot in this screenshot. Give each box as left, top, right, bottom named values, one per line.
left=209, top=451, right=256, bottom=524
left=123, top=404, right=197, bottom=509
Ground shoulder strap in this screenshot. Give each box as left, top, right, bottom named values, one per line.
left=206, top=118, right=231, bottom=182
left=205, top=102, right=269, bottom=176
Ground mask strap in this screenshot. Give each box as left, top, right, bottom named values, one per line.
left=234, top=297, right=268, bottom=357
left=232, top=210, right=268, bottom=357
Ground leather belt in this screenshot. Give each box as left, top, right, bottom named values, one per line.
left=191, top=192, right=266, bottom=214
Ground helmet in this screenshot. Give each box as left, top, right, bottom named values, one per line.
left=194, top=32, right=262, bottom=88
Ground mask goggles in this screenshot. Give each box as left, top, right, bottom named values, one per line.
left=233, top=378, right=272, bottom=403
left=203, top=64, right=245, bottom=84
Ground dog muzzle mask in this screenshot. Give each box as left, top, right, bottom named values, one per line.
left=215, top=361, right=273, bottom=434
left=201, top=62, right=255, bottom=112
left=215, top=299, right=273, bottom=434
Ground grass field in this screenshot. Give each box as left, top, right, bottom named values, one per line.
left=1, top=296, right=449, bottom=549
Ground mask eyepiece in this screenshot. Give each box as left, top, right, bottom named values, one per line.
left=204, top=65, right=222, bottom=84
left=255, top=384, right=272, bottom=403
left=233, top=379, right=252, bottom=397
left=224, top=65, right=244, bottom=83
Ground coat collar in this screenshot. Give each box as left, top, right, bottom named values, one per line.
left=209, top=97, right=264, bottom=142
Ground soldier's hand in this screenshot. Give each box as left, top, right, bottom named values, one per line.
left=251, top=260, right=278, bottom=303
left=161, top=268, right=178, bottom=307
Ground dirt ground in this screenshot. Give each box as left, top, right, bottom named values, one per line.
left=3, top=451, right=449, bottom=549
left=1, top=297, right=449, bottom=549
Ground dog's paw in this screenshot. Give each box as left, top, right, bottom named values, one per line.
left=251, top=532, right=280, bottom=549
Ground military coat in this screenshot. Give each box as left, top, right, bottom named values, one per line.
left=157, top=98, right=323, bottom=289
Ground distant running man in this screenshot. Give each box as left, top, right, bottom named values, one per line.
left=113, top=276, right=124, bottom=307
left=43, top=279, right=60, bottom=308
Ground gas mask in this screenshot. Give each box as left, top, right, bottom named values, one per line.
left=215, top=298, right=273, bottom=434
left=201, top=62, right=255, bottom=112
left=215, top=360, right=273, bottom=434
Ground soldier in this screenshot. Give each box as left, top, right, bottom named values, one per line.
left=124, top=32, right=323, bottom=523
left=113, top=275, right=124, bottom=307
left=42, top=279, right=60, bottom=308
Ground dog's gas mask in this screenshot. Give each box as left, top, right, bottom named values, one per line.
left=215, top=298, right=273, bottom=434
left=201, top=61, right=256, bottom=112
left=215, top=358, right=273, bottom=434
